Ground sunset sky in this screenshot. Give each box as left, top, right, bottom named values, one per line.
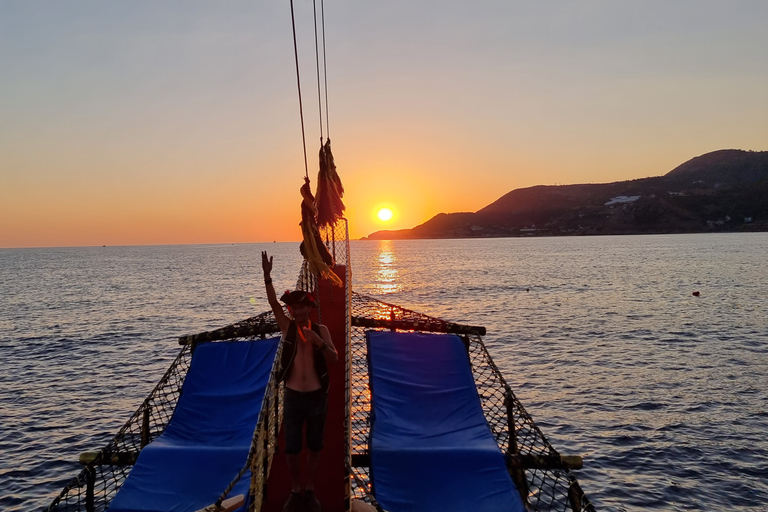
left=2, top=1, right=767, bottom=248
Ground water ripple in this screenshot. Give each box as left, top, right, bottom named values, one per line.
left=3, top=236, right=768, bottom=511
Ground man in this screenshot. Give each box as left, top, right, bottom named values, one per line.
left=262, top=251, right=338, bottom=512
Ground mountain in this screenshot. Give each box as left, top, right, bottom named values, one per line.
left=363, top=149, right=768, bottom=240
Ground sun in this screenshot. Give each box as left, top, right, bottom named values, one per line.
left=377, top=207, right=394, bottom=222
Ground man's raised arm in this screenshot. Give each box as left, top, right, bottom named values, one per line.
left=262, top=251, right=289, bottom=333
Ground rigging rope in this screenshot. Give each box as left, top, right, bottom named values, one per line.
left=320, top=0, right=330, bottom=139
left=313, top=0, right=324, bottom=142
left=312, top=0, right=331, bottom=142
left=289, top=0, right=310, bottom=179
left=291, top=0, right=331, bottom=175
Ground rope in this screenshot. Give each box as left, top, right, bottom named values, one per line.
left=289, top=0, right=310, bottom=179
left=313, top=0, right=324, bottom=142
left=213, top=460, right=251, bottom=509
left=320, top=0, right=330, bottom=139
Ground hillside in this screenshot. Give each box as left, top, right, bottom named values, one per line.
left=363, top=149, right=768, bottom=240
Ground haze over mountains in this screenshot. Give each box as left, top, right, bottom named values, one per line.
left=363, top=150, right=768, bottom=240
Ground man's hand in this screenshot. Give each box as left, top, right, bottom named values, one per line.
left=303, top=327, right=324, bottom=348
left=261, top=251, right=273, bottom=277
left=262, top=250, right=289, bottom=333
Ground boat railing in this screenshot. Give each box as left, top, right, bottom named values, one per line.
left=46, top=342, right=192, bottom=512
left=241, top=327, right=285, bottom=512
left=347, top=293, right=595, bottom=512
left=46, top=215, right=594, bottom=512
left=45, top=310, right=283, bottom=512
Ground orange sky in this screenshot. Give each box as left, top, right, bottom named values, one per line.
left=2, top=1, right=767, bottom=248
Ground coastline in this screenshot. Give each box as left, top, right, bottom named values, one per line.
left=362, top=224, right=768, bottom=240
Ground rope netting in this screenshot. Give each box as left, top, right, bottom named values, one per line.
left=47, top=217, right=594, bottom=512
left=45, top=221, right=350, bottom=512
left=347, top=294, right=596, bottom=512
left=243, top=321, right=285, bottom=512
left=46, top=342, right=191, bottom=512
left=295, top=220, right=348, bottom=300
left=45, top=310, right=282, bottom=512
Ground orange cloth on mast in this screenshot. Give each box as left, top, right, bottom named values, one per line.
left=300, top=177, right=342, bottom=287
left=316, top=139, right=345, bottom=228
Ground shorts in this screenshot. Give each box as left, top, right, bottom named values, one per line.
left=283, top=388, right=328, bottom=455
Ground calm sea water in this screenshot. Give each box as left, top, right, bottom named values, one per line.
left=1, top=234, right=767, bottom=511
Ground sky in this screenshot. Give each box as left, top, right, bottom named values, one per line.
left=1, top=1, right=767, bottom=248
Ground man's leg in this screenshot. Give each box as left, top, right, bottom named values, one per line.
left=305, top=391, right=328, bottom=474
left=283, top=453, right=304, bottom=512
left=287, top=453, right=302, bottom=492
left=283, top=389, right=306, bottom=512
left=305, top=450, right=320, bottom=491
left=304, top=390, right=328, bottom=512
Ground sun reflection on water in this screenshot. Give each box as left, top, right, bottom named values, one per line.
left=373, top=240, right=402, bottom=295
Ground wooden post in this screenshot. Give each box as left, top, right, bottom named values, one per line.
left=568, top=479, right=583, bottom=512
left=505, top=391, right=529, bottom=504
left=351, top=316, right=485, bottom=336
left=79, top=451, right=138, bottom=466
left=263, top=392, right=271, bottom=499
left=274, top=385, right=280, bottom=443
left=195, top=494, right=246, bottom=512
left=316, top=265, right=349, bottom=512
left=460, top=334, right=470, bottom=354
left=141, top=406, right=151, bottom=448
left=85, top=466, right=95, bottom=512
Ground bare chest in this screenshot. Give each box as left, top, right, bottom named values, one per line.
left=285, top=336, right=320, bottom=391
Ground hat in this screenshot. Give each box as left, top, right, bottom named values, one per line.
left=280, top=289, right=317, bottom=308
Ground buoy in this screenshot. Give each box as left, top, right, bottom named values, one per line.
left=692, top=291, right=700, bottom=296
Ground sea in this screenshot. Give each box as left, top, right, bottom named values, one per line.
left=1, top=234, right=767, bottom=512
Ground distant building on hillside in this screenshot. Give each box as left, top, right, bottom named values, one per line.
left=605, top=195, right=640, bottom=206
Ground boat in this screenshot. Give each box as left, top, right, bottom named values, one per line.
left=45, top=4, right=595, bottom=511
left=45, top=220, right=594, bottom=512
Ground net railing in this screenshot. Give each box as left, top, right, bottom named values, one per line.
left=46, top=215, right=594, bottom=512
left=45, top=343, right=191, bottom=512
left=243, top=322, right=285, bottom=512
left=45, top=310, right=281, bottom=512
left=46, top=219, right=352, bottom=512
left=347, top=293, right=595, bottom=512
